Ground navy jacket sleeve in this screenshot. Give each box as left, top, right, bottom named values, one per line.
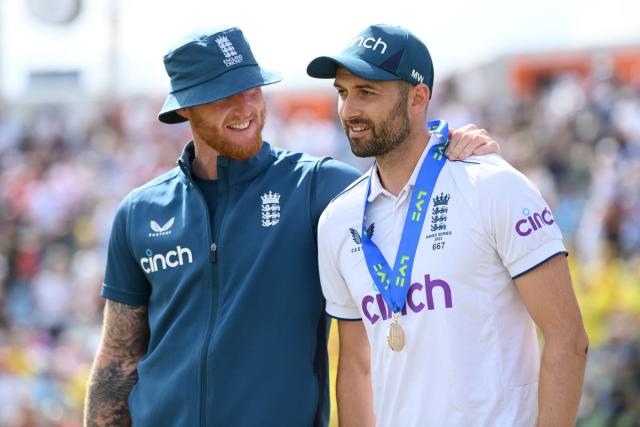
left=101, top=197, right=151, bottom=306
left=310, top=158, right=363, bottom=235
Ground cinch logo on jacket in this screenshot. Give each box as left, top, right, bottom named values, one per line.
left=139, top=246, right=194, bottom=274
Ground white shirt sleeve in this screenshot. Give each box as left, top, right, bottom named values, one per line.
left=317, top=208, right=362, bottom=320
left=480, top=160, right=567, bottom=278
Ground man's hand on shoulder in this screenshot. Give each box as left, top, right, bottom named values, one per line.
left=446, top=123, right=502, bottom=160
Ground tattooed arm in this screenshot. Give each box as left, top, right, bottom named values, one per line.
left=84, top=300, right=150, bottom=427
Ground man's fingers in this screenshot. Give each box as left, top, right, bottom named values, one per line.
left=447, top=128, right=478, bottom=160
left=446, top=126, right=500, bottom=160
left=445, top=129, right=466, bottom=159
left=472, top=139, right=502, bottom=156
left=461, top=135, right=502, bottom=158
left=457, top=133, right=478, bottom=160
left=449, top=123, right=479, bottom=135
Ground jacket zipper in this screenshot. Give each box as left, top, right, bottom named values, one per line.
left=193, top=183, right=218, bottom=427
left=210, top=243, right=217, bottom=263
left=194, top=168, right=229, bottom=427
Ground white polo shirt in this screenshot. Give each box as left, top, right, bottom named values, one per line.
left=318, top=136, right=566, bottom=427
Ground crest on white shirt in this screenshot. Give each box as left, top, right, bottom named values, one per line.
left=430, top=192, right=450, bottom=232
left=425, top=192, right=453, bottom=251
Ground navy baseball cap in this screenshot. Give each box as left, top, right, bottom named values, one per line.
left=307, top=24, right=434, bottom=97
left=158, top=26, right=282, bottom=124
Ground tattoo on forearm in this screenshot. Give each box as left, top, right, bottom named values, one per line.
left=85, top=359, right=138, bottom=426
left=102, top=301, right=150, bottom=357
left=85, top=301, right=149, bottom=427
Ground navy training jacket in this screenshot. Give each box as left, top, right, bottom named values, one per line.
left=102, top=141, right=362, bottom=426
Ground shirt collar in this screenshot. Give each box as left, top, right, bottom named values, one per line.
left=366, top=133, right=436, bottom=203
left=177, top=140, right=275, bottom=185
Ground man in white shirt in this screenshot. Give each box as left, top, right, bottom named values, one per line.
left=307, top=24, right=588, bottom=427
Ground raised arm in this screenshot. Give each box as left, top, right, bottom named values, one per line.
left=336, top=320, right=375, bottom=427
left=84, top=300, right=150, bottom=427
left=514, top=254, right=589, bottom=427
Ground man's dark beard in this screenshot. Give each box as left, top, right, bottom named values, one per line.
left=344, top=90, right=411, bottom=158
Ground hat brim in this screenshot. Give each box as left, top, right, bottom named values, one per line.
left=158, top=65, right=282, bottom=124
left=306, top=55, right=399, bottom=81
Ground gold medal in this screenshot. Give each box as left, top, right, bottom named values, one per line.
left=387, top=314, right=405, bottom=352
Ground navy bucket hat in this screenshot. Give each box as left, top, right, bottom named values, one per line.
left=158, top=26, right=282, bottom=124
left=306, top=24, right=434, bottom=97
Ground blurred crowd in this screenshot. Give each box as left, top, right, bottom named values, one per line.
left=1, top=62, right=639, bottom=426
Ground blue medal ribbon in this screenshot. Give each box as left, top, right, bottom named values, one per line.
left=361, top=120, right=449, bottom=313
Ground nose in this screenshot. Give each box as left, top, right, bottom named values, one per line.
left=339, top=94, right=362, bottom=123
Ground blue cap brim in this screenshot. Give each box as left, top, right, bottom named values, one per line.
left=158, top=65, right=282, bottom=124
left=306, top=55, right=399, bottom=81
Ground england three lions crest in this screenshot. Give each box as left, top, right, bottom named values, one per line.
left=261, top=191, right=281, bottom=227
left=425, top=192, right=453, bottom=251
left=430, top=192, right=450, bottom=232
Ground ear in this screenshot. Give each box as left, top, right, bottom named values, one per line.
left=410, top=83, right=430, bottom=112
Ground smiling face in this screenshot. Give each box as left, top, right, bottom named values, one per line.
left=180, top=87, right=266, bottom=160
left=334, top=68, right=412, bottom=158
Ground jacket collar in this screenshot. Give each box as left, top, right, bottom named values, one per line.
left=177, top=140, right=275, bottom=185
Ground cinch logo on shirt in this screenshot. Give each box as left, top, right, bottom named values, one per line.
left=515, top=207, right=555, bottom=237
left=361, top=274, right=453, bottom=325
left=139, top=246, right=193, bottom=274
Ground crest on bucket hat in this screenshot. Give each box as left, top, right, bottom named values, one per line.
left=158, top=26, right=282, bottom=124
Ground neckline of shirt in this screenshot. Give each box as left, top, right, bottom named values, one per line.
left=367, top=133, right=436, bottom=203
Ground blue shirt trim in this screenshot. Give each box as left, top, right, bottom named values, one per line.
left=326, top=313, right=362, bottom=321
left=511, top=251, right=568, bottom=280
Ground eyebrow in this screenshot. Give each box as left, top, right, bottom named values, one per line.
left=333, top=82, right=379, bottom=90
